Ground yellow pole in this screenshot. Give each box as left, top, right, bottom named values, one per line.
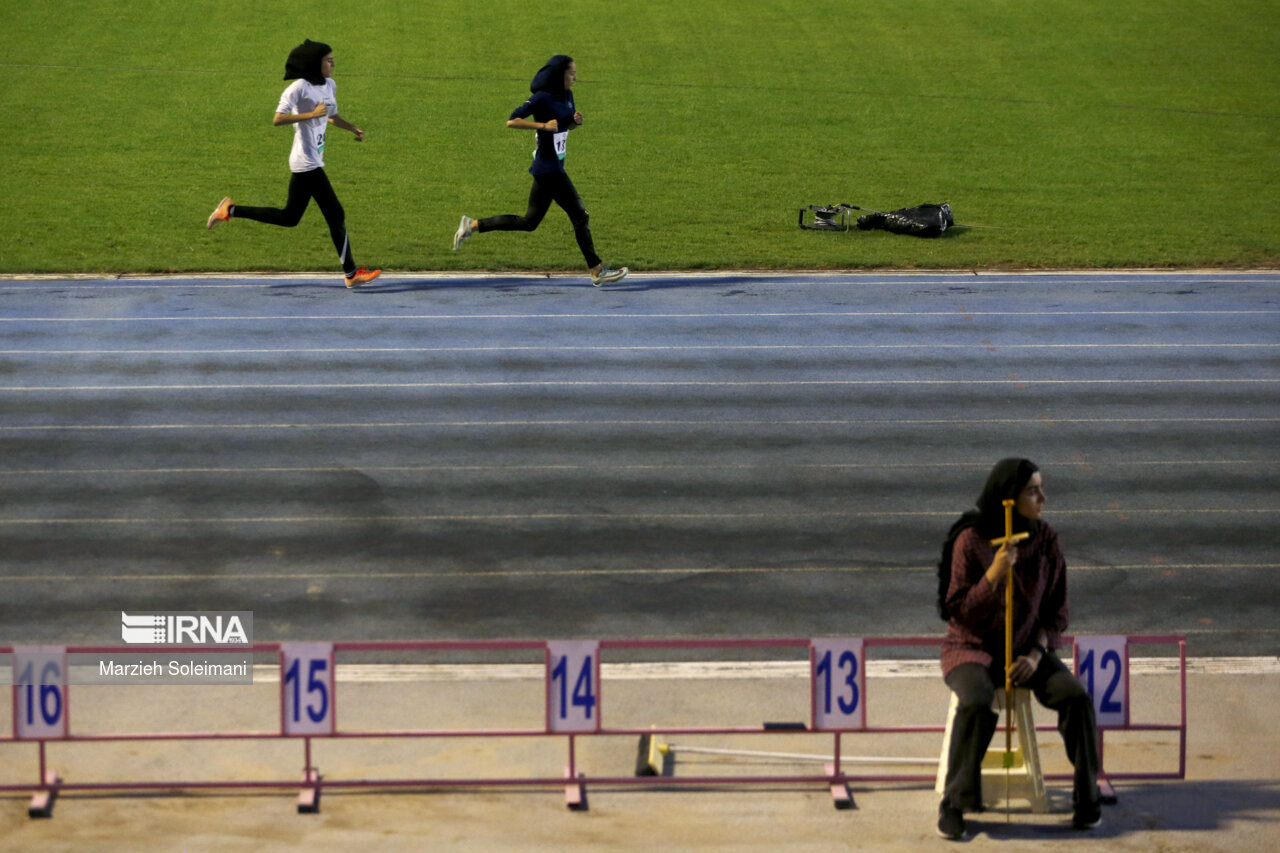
left=1003, top=500, right=1014, bottom=755
left=990, top=499, right=1028, bottom=820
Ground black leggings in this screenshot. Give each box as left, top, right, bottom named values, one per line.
left=232, top=168, right=356, bottom=275
left=477, top=171, right=602, bottom=269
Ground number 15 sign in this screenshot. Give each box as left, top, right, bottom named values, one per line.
left=281, top=642, right=335, bottom=736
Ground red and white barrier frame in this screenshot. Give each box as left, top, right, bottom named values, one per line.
left=1, top=635, right=1187, bottom=816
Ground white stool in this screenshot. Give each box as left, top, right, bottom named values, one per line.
left=935, top=687, right=1048, bottom=813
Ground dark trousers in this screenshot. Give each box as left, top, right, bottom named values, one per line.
left=232, top=168, right=356, bottom=275
left=478, top=171, right=602, bottom=269
left=942, top=655, right=1099, bottom=812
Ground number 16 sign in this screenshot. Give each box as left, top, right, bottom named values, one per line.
left=13, top=647, right=68, bottom=740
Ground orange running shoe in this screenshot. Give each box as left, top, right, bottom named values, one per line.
left=344, top=267, right=382, bottom=288
left=206, top=197, right=233, bottom=230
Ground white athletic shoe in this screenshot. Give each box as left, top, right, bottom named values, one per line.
left=452, top=216, right=475, bottom=252
left=591, top=266, right=628, bottom=287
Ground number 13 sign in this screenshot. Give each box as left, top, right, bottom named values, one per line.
left=811, top=638, right=865, bottom=731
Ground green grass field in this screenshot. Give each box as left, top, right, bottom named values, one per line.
left=1, top=0, right=1277, bottom=273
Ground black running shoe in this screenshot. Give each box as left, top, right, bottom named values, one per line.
left=1073, top=801, right=1103, bottom=830
left=937, top=801, right=966, bottom=840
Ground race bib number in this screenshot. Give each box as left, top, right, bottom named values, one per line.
left=553, top=131, right=568, bottom=159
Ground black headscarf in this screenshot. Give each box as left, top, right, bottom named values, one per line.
left=530, top=54, right=574, bottom=95
left=284, top=39, right=332, bottom=86
left=935, top=458, right=1041, bottom=620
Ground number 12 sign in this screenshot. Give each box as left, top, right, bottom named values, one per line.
left=1074, top=635, right=1128, bottom=729
left=547, top=641, right=600, bottom=733
left=811, top=638, right=865, bottom=731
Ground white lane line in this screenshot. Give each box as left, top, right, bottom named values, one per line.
left=3, top=310, right=1278, bottom=322
left=32, top=657, right=1275, bottom=686
left=3, top=417, right=1276, bottom=433
left=3, top=459, right=1275, bottom=477
left=24, top=656, right=1278, bottom=684
left=0, top=564, right=1276, bottom=585
left=2, top=271, right=1276, bottom=285
left=277, top=656, right=1279, bottom=684
left=3, top=378, right=1278, bottom=392
left=1, top=509, right=1276, bottom=527
left=2, top=343, right=1277, bottom=355
left=0, top=511, right=942, bottom=526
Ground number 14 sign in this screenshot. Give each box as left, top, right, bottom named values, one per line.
left=546, top=641, right=600, bottom=733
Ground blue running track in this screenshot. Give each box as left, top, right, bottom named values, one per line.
left=1, top=271, right=1277, bottom=655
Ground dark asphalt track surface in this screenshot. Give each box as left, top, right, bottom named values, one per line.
left=1, top=271, right=1276, bottom=657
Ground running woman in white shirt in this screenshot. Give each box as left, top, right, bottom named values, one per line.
left=206, top=39, right=380, bottom=288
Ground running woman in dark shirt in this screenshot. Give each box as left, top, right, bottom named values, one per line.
left=452, top=55, right=628, bottom=287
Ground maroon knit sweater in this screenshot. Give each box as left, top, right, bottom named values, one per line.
left=940, top=522, right=1069, bottom=678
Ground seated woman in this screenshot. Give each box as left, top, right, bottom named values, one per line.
left=935, top=458, right=1101, bottom=840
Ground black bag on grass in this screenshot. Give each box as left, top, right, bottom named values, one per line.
left=857, top=203, right=954, bottom=237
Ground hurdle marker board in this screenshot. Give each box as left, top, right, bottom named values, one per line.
left=810, top=638, right=866, bottom=731
left=13, top=646, right=69, bottom=741
left=281, top=642, right=336, bottom=736
left=547, top=640, right=601, bottom=733
left=1074, top=635, right=1129, bottom=729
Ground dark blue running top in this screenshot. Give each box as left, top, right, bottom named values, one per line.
left=509, top=90, right=577, bottom=176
